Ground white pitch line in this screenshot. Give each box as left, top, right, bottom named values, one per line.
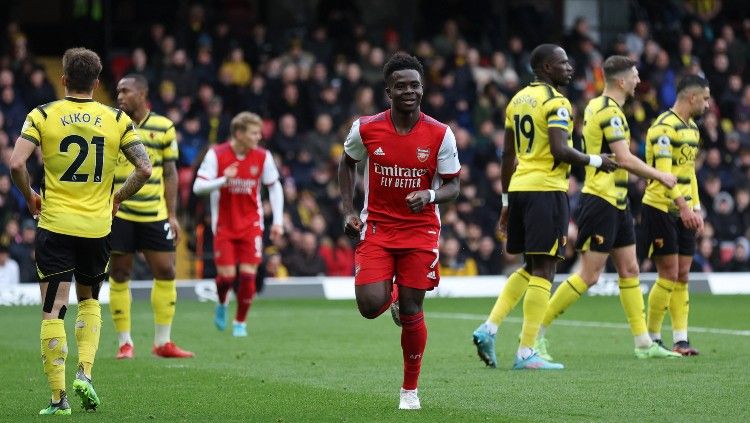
left=427, top=311, right=750, bottom=337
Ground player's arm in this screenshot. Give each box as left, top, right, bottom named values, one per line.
left=496, top=121, right=518, bottom=240
left=115, top=142, right=153, bottom=205
left=546, top=100, right=617, bottom=172
left=690, top=169, right=703, bottom=232
left=262, top=150, right=284, bottom=242
left=162, top=127, right=181, bottom=243
left=339, top=119, right=366, bottom=239
left=9, top=137, right=41, bottom=217
left=651, top=130, right=701, bottom=230
left=192, top=149, right=226, bottom=195
left=608, top=140, right=676, bottom=188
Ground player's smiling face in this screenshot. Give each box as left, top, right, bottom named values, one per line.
left=387, top=69, right=423, bottom=113
left=116, top=78, right=144, bottom=116
left=549, top=48, right=574, bottom=86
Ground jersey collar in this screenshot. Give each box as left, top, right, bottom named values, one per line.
left=64, top=96, right=94, bottom=103
left=136, top=111, right=152, bottom=128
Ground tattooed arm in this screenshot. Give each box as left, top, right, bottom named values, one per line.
left=162, top=159, right=181, bottom=243
left=114, top=142, right=152, bottom=204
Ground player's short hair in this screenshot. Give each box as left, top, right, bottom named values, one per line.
left=230, top=111, right=263, bottom=135
left=383, top=52, right=424, bottom=82
left=602, top=55, right=636, bottom=81
left=62, top=48, right=102, bottom=92
left=122, top=73, right=149, bottom=93
left=529, top=44, right=562, bottom=72
left=677, top=74, right=709, bottom=95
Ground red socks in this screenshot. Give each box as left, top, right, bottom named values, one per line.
left=400, top=311, right=427, bottom=391
left=215, top=275, right=234, bottom=304
left=235, top=272, right=256, bottom=323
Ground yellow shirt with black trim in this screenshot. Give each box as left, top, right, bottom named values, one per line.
left=504, top=82, right=573, bottom=192
left=113, top=111, right=177, bottom=222
left=20, top=97, right=141, bottom=238
left=642, top=110, right=700, bottom=213
left=581, top=96, right=631, bottom=209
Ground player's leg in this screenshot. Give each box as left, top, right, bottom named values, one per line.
left=396, top=286, right=426, bottom=410
left=38, top=281, right=72, bottom=415
left=108, top=217, right=137, bottom=358
left=143, top=249, right=194, bottom=357
left=232, top=231, right=262, bottom=337
left=611, top=245, right=680, bottom=358
left=35, top=228, right=74, bottom=415
left=671, top=253, right=698, bottom=355
left=354, top=239, right=396, bottom=319
left=108, top=253, right=134, bottom=357
left=642, top=205, right=679, bottom=345
left=70, top=234, right=109, bottom=411
left=514, top=192, right=567, bottom=370
left=213, top=232, right=237, bottom=331
left=473, top=192, right=528, bottom=367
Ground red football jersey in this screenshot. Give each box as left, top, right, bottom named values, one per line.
left=344, top=110, right=461, bottom=245
left=196, top=143, right=279, bottom=238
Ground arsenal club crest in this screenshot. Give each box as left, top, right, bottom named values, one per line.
left=249, top=165, right=259, bottom=176
left=416, top=147, right=430, bottom=162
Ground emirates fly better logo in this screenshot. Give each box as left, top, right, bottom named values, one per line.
left=416, top=147, right=430, bottom=162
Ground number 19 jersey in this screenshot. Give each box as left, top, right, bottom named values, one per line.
left=504, top=82, right=573, bottom=192
left=20, top=97, right=141, bottom=238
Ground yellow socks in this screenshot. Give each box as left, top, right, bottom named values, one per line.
left=542, top=274, right=587, bottom=327
left=108, top=278, right=131, bottom=333
left=76, top=299, right=101, bottom=378
left=647, top=277, right=675, bottom=338
left=618, top=276, right=648, bottom=338
left=670, top=282, right=689, bottom=342
left=519, top=276, right=552, bottom=348
left=152, top=279, right=177, bottom=346
left=41, top=319, right=67, bottom=401
left=487, top=267, right=530, bottom=327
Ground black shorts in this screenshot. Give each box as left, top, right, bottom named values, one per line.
left=35, top=228, right=111, bottom=285
left=575, top=194, right=636, bottom=252
left=110, top=217, right=176, bottom=253
left=507, top=191, right=569, bottom=259
left=641, top=204, right=696, bottom=257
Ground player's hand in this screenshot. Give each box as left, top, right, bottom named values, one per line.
left=694, top=211, right=704, bottom=235
left=28, top=191, right=42, bottom=219
left=406, top=190, right=431, bottom=213
left=343, top=213, right=363, bottom=239
left=168, top=216, right=181, bottom=245
left=599, top=153, right=619, bottom=173
left=679, top=205, right=701, bottom=230
left=223, top=162, right=239, bottom=181
left=269, top=224, right=284, bottom=243
left=658, top=172, right=677, bottom=189
left=496, top=207, right=509, bottom=242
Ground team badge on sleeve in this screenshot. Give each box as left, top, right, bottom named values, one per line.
left=416, top=147, right=430, bottom=162
left=610, top=116, right=624, bottom=137
left=656, top=135, right=671, bottom=155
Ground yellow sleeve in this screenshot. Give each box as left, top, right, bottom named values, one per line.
left=544, top=97, right=572, bottom=131
left=119, top=113, right=141, bottom=148
left=504, top=104, right=513, bottom=131
left=20, top=109, right=44, bottom=145
left=601, top=108, right=627, bottom=143
left=162, top=124, right=178, bottom=161
left=649, top=126, right=678, bottom=200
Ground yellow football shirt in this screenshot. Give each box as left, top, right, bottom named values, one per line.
left=505, top=82, right=573, bottom=192
left=20, top=97, right=141, bottom=238
left=581, top=96, right=631, bottom=209
left=113, top=112, right=177, bottom=222
left=642, top=110, right=700, bottom=213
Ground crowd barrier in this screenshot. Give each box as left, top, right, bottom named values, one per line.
left=2, top=273, right=749, bottom=306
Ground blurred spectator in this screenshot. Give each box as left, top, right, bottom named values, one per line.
left=319, top=235, right=354, bottom=276
left=220, top=47, right=252, bottom=87
left=473, top=236, right=503, bottom=275
left=0, top=241, right=19, bottom=286
left=284, top=231, right=327, bottom=276
left=439, top=236, right=478, bottom=276
left=9, top=219, right=35, bottom=283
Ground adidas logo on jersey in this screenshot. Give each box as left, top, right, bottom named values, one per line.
left=374, top=147, right=385, bottom=156
left=426, top=270, right=437, bottom=280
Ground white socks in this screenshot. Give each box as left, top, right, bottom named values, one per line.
left=154, top=324, right=171, bottom=347
left=118, top=332, right=133, bottom=347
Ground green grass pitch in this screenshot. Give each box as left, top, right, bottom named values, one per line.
left=1, top=295, right=748, bottom=421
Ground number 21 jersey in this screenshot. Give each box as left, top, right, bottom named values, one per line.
left=504, top=82, right=573, bottom=192
left=20, top=97, right=141, bottom=238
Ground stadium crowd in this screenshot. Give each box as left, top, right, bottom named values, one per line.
left=2, top=2, right=750, bottom=284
